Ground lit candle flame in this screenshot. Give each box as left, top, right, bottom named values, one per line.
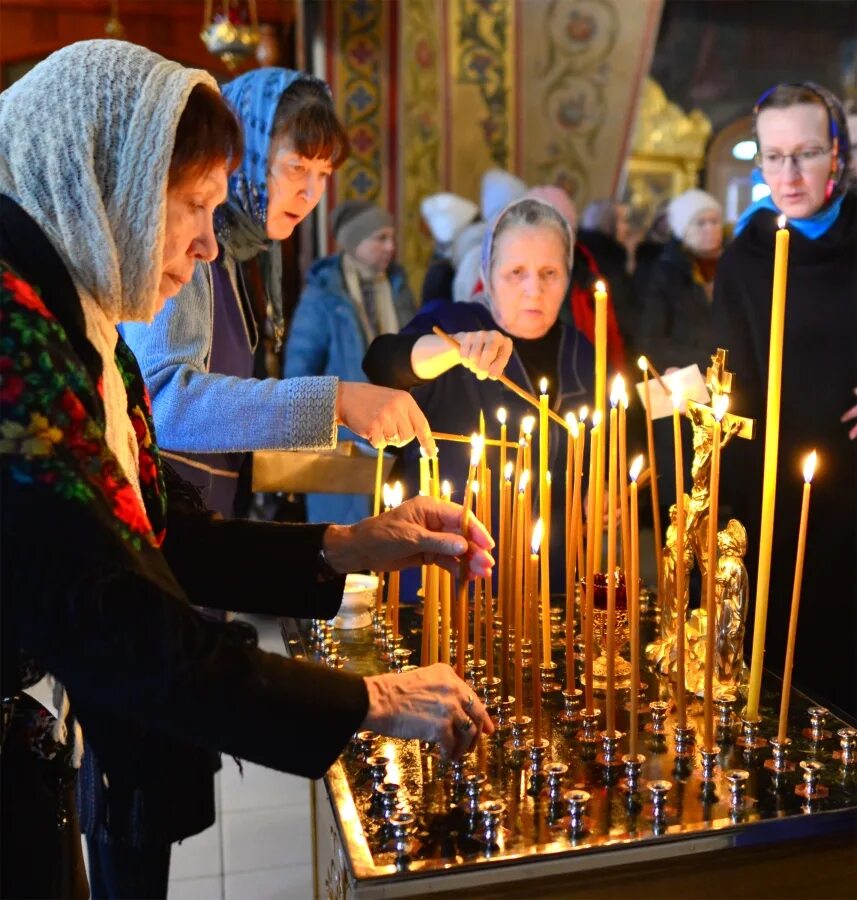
left=778, top=214, right=787, bottom=230
left=522, top=415, right=535, bottom=437
left=380, top=741, right=401, bottom=786
left=472, top=480, right=480, bottom=496
left=578, top=405, right=589, bottom=422
left=382, top=482, right=392, bottom=508
left=531, top=518, right=544, bottom=555
left=610, top=374, right=624, bottom=408
left=591, top=409, right=603, bottom=428
left=621, top=386, right=629, bottom=409
left=519, top=470, right=530, bottom=493
left=504, top=461, right=514, bottom=480
left=539, top=377, right=548, bottom=395
left=442, top=479, right=452, bottom=497
left=713, top=393, right=729, bottom=422
left=672, top=390, right=684, bottom=412
left=546, top=471, right=552, bottom=486
left=391, top=481, right=404, bottom=507
left=803, top=450, right=817, bottom=483
left=565, top=411, right=578, bottom=431
left=594, top=279, right=606, bottom=294
left=497, top=407, right=507, bottom=425
left=637, top=355, right=648, bottom=371
left=469, top=433, right=483, bottom=466
left=419, top=445, right=428, bottom=458
left=630, top=454, right=644, bottom=483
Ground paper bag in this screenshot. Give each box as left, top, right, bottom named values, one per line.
left=252, top=442, right=395, bottom=494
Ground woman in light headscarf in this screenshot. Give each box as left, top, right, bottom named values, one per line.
left=0, top=41, right=492, bottom=898
left=122, top=68, right=434, bottom=520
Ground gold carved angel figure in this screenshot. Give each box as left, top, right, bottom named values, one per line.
left=713, top=519, right=749, bottom=692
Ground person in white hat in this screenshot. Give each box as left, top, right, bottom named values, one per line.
left=420, top=192, right=479, bottom=303
left=639, top=187, right=724, bottom=375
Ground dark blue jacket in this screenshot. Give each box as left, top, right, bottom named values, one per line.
left=365, top=301, right=595, bottom=596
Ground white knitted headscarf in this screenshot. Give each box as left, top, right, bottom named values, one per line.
left=0, top=39, right=218, bottom=324
left=0, top=41, right=218, bottom=765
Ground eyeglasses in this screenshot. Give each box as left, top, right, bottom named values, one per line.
left=754, top=147, right=832, bottom=173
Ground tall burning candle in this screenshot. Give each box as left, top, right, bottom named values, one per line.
left=703, top=394, right=729, bottom=749
left=387, top=481, right=404, bottom=636
left=514, top=471, right=529, bottom=718
left=440, top=480, right=452, bottom=664
left=747, top=215, right=791, bottom=721
left=428, top=456, right=441, bottom=664
left=530, top=519, right=544, bottom=742
left=638, top=357, right=663, bottom=601
left=605, top=377, right=621, bottom=735
left=472, top=479, right=482, bottom=665
left=584, top=411, right=602, bottom=712
left=498, top=408, right=508, bottom=487
left=539, top=380, right=550, bottom=634
left=373, top=443, right=385, bottom=517
left=672, top=393, right=687, bottom=729
left=629, top=454, right=644, bottom=758
left=419, top=449, right=431, bottom=663
left=542, top=471, right=553, bottom=665
left=456, top=436, right=482, bottom=677
left=576, top=407, right=588, bottom=582
left=618, top=381, right=631, bottom=572
left=570, top=417, right=585, bottom=691
left=501, top=462, right=513, bottom=698
left=522, top=416, right=535, bottom=639
left=564, top=413, right=578, bottom=689
left=594, top=280, right=608, bottom=422
left=378, top=484, right=393, bottom=620
left=777, top=451, right=817, bottom=745
left=484, top=466, right=495, bottom=680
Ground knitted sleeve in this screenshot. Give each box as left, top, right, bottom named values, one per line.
left=120, top=262, right=337, bottom=453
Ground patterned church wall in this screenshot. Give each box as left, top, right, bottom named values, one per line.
left=321, top=0, right=662, bottom=294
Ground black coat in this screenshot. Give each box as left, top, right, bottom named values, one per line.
left=712, top=192, right=857, bottom=716
left=638, top=238, right=716, bottom=374
left=0, top=197, right=369, bottom=848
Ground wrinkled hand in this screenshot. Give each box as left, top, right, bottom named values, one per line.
left=841, top=387, right=857, bottom=440
left=362, top=663, right=495, bottom=760
left=336, top=382, right=436, bottom=454
left=323, top=496, right=495, bottom=578
left=454, top=330, right=513, bottom=381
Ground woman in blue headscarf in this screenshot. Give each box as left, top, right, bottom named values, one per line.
left=122, top=68, right=433, bottom=519
left=713, top=82, right=857, bottom=717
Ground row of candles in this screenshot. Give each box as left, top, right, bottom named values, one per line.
left=372, top=217, right=815, bottom=756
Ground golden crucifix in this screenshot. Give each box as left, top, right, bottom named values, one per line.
left=685, top=348, right=756, bottom=590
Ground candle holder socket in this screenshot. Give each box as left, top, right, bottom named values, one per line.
left=504, top=716, right=531, bottom=767
left=384, top=633, right=404, bottom=663
left=480, top=676, right=502, bottom=705
left=649, top=779, right=671, bottom=822
left=366, top=755, right=389, bottom=791
left=388, top=810, right=417, bottom=860
left=804, top=706, right=832, bottom=742
left=353, top=730, right=378, bottom=761
left=714, top=694, right=736, bottom=731
left=546, top=762, right=568, bottom=804
left=765, top=737, right=795, bottom=774
left=724, top=768, right=749, bottom=809
left=462, top=772, right=487, bottom=818
left=540, top=662, right=560, bottom=696
left=391, top=648, right=412, bottom=672
left=795, top=760, right=828, bottom=799
left=467, top=659, right=487, bottom=687
left=700, top=746, right=720, bottom=781
left=526, top=738, right=550, bottom=794
left=646, top=700, right=669, bottom=735
left=558, top=689, right=583, bottom=728
left=565, top=789, right=590, bottom=836
left=835, top=727, right=857, bottom=765
left=737, top=716, right=767, bottom=750
left=673, top=724, right=696, bottom=756
left=599, top=730, right=624, bottom=767
left=479, top=799, right=506, bottom=847
left=621, top=753, right=646, bottom=794
left=372, top=781, right=401, bottom=820
left=578, top=708, right=602, bottom=743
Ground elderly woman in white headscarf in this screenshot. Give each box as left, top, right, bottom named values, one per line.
left=0, top=40, right=493, bottom=898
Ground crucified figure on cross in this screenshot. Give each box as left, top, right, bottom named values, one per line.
left=684, top=348, right=756, bottom=597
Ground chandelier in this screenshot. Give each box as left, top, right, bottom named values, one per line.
left=201, top=0, right=260, bottom=71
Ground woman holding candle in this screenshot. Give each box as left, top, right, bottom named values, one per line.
left=0, top=43, right=494, bottom=898
left=122, top=66, right=433, bottom=521
left=713, top=82, right=857, bottom=716
left=363, top=197, right=596, bottom=593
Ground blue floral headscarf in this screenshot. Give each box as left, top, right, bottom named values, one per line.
left=217, top=67, right=332, bottom=347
